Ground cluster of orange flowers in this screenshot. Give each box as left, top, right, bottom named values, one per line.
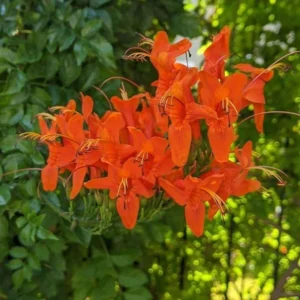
left=22, top=26, right=285, bottom=237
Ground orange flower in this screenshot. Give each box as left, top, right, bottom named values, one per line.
left=235, top=64, right=274, bottom=133
left=159, top=174, right=223, bottom=237
left=150, top=32, right=192, bottom=133
left=203, top=26, right=231, bottom=81
left=187, top=71, right=248, bottom=162
left=85, top=158, right=154, bottom=229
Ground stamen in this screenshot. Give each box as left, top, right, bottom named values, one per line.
left=236, top=111, right=300, bottom=127
left=123, top=52, right=150, bottom=62
left=247, top=166, right=287, bottom=186
left=246, top=50, right=300, bottom=87
left=37, top=113, right=56, bottom=121
left=20, top=132, right=42, bottom=140
left=120, top=82, right=128, bottom=100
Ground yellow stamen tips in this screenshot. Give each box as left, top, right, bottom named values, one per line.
left=252, top=150, right=260, bottom=158
left=39, top=133, right=61, bottom=142
left=222, top=97, right=239, bottom=116
left=37, top=113, right=56, bottom=121
left=123, top=52, right=150, bottom=62
left=135, top=151, right=149, bottom=166
left=268, top=62, right=289, bottom=72
left=117, top=178, right=129, bottom=196
left=199, top=187, right=229, bottom=215
left=19, top=132, right=42, bottom=140
left=247, top=166, right=288, bottom=186
left=79, top=138, right=104, bottom=152
left=49, top=106, right=77, bottom=114
left=120, top=82, right=128, bottom=100
left=260, top=186, right=270, bottom=197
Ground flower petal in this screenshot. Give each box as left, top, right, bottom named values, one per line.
left=117, top=193, right=140, bottom=229
left=168, top=121, right=191, bottom=167
left=185, top=202, right=206, bottom=237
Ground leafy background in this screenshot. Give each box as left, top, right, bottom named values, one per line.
left=0, top=0, right=299, bottom=299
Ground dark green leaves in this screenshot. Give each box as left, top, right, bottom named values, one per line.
left=0, top=186, right=11, bottom=206
left=73, top=40, right=89, bottom=66
left=81, top=19, right=103, bottom=38
left=1, top=70, right=27, bottom=95
left=9, top=247, right=28, bottom=259
left=89, top=35, right=116, bottom=69
left=59, top=53, right=81, bottom=86
left=118, top=268, right=148, bottom=288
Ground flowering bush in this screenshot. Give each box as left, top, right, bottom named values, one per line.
left=21, top=26, right=289, bottom=237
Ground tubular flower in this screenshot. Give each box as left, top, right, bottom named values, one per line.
left=159, top=174, right=223, bottom=236
left=203, top=26, right=231, bottom=81
left=19, top=26, right=293, bottom=236
left=234, top=63, right=274, bottom=132
left=85, top=158, right=154, bottom=228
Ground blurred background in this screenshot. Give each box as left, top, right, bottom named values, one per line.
left=0, top=0, right=299, bottom=299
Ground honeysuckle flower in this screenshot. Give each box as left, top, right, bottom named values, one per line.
left=19, top=26, right=292, bottom=236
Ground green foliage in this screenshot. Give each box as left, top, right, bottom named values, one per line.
left=0, top=0, right=299, bottom=299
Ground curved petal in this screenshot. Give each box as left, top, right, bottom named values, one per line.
left=41, top=164, right=58, bottom=191
left=70, top=165, right=87, bottom=200
left=127, top=127, right=147, bottom=150
left=232, top=179, right=261, bottom=196
left=67, top=114, right=85, bottom=143
left=185, top=102, right=217, bottom=123
left=81, top=93, right=94, bottom=122
left=253, top=103, right=265, bottom=133
left=185, top=202, right=206, bottom=237
left=169, top=121, right=191, bottom=167
left=208, top=120, right=235, bottom=163
left=159, top=178, right=187, bottom=206
left=117, top=193, right=140, bottom=229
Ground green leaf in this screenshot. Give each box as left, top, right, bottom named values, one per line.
left=15, top=43, right=43, bottom=64
left=78, top=62, right=102, bottom=91
left=73, top=226, right=92, bottom=247
left=111, top=248, right=141, bottom=267
left=81, top=19, right=103, bottom=38
left=73, top=39, right=89, bottom=66
left=37, top=227, right=59, bottom=241
left=31, top=87, right=52, bottom=108
left=1, top=70, right=27, bottom=95
left=59, top=53, right=81, bottom=86
left=90, top=0, right=111, bottom=8
left=0, top=105, right=24, bottom=126
left=30, top=214, right=45, bottom=226
left=68, top=9, right=83, bottom=29
left=118, top=268, right=148, bottom=288
left=89, top=35, right=116, bottom=69
left=12, top=268, right=24, bottom=289
left=16, top=217, right=27, bottom=229
left=0, top=89, right=30, bottom=107
left=0, top=241, right=9, bottom=262
left=19, top=223, right=35, bottom=246
left=0, top=185, right=11, bottom=206
left=9, top=247, right=28, bottom=259
left=90, top=276, right=116, bottom=300
left=33, top=243, right=50, bottom=261
left=0, top=47, right=16, bottom=64
left=7, top=259, right=24, bottom=270
left=0, top=135, right=17, bottom=154
left=0, top=59, right=11, bottom=74
left=28, top=253, right=41, bottom=270
left=59, top=29, right=76, bottom=52
left=2, top=153, right=28, bottom=179
left=0, top=216, right=8, bottom=238
left=27, top=54, right=59, bottom=81
left=124, top=287, right=152, bottom=300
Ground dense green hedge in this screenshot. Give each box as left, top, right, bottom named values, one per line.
left=0, top=0, right=299, bottom=299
